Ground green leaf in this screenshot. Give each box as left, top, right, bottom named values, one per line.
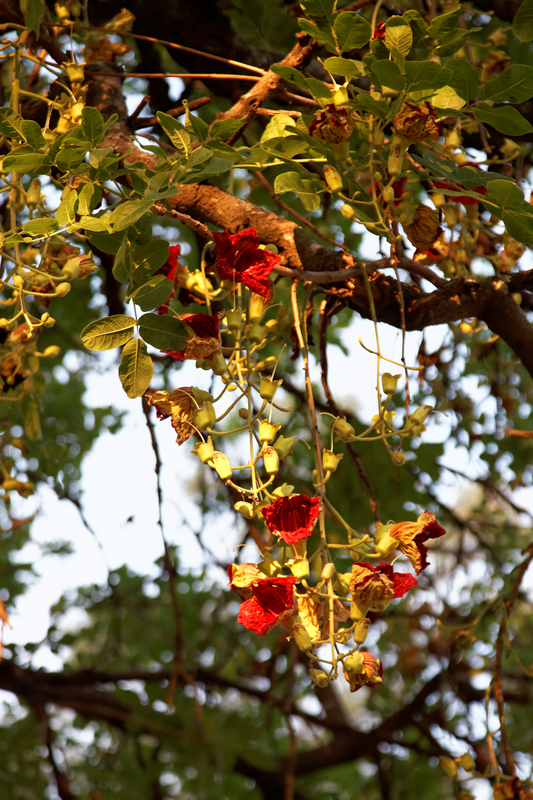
left=273, top=171, right=322, bottom=211
left=77, top=183, right=102, bottom=216
left=138, top=314, right=189, bottom=352
left=21, top=218, right=59, bottom=237
left=502, top=207, right=533, bottom=245
left=78, top=215, right=110, bottom=232
left=261, top=115, right=301, bottom=142
left=128, top=274, right=173, bottom=312
left=427, top=8, right=460, bottom=40
left=131, top=240, right=170, bottom=286
left=81, top=315, right=136, bottom=351
left=191, top=157, right=235, bottom=180
left=21, top=121, right=46, bottom=150
left=110, top=198, right=154, bottom=232
left=385, top=16, right=413, bottom=57
left=352, top=93, right=389, bottom=119
left=56, top=190, right=78, bottom=227
left=475, top=103, right=533, bottom=135
left=0, top=108, right=25, bottom=139
left=323, top=56, right=362, bottom=78
left=119, top=338, right=153, bottom=398
left=405, top=62, right=452, bottom=92
left=3, top=152, right=51, bottom=174
left=370, top=61, right=405, bottom=93
left=156, top=112, right=191, bottom=153
left=183, top=101, right=209, bottom=141
left=434, top=28, right=473, bottom=57
left=445, top=60, right=479, bottom=103
left=484, top=179, right=525, bottom=210
left=209, top=117, right=247, bottom=140
left=432, top=85, right=466, bottom=110
left=20, top=0, right=46, bottom=36
left=513, top=0, right=533, bottom=42
left=334, top=12, right=372, bottom=52
left=85, top=229, right=124, bottom=254
left=112, top=236, right=132, bottom=283
left=81, top=107, right=105, bottom=145
left=481, top=65, right=533, bottom=104
left=300, top=0, right=337, bottom=25
left=55, top=147, right=87, bottom=172
left=297, top=17, right=336, bottom=48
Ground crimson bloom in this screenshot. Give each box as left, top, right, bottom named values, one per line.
left=350, top=562, right=418, bottom=606
left=344, top=653, right=383, bottom=693
left=372, top=21, right=387, bottom=39
left=212, top=228, right=280, bottom=299
left=164, top=311, right=223, bottom=361
left=262, top=495, right=322, bottom=545
left=156, top=245, right=183, bottom=314
left=228, top=570, right=298, bottom=636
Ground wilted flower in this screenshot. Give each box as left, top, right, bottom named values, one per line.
left=343, top=652, right=383, bottom=692
left=376, top=511, right=446, bottom=574
left=480, top=50, right=510, bottom=83
left=350, top=562, right=418, bottom=606
left=308, top=105, right=354, bottom=144
left=145, top=386, right=205, bottom=445
left=393, top=101, right=439, bottom=142
left=213, top=228, right=280, bottom=299
left=262, top=495, right=322, bottom=545
left=404, top=204, right=443, bottom=251
left=163, top=311, right=223, bottom=361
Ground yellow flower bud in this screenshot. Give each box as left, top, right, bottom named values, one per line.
left=42, top=345, right=61, bottom=358
left=321, top=562, right=336, bottom=581
left=353, top=617, right=370, bottom=645
left=262, top=446, right=279, bottom=475
left=323, top=165, right=343, bottom=192
left=226, top=307, right=243, bottom=333
left=192, top=401, right=216, bottom=430
left=258, top=420, right=280, bottom=444
left=343, top=652, right=365, bottom=674
left=340, top=203, right=356, bottom=219
left=311, top=669, right=330, bottom=687
left=271, top=483, right=294, bottom=499
left=209, top=451, right=232, bottom=480
left=234, top=501, right=255, bottom=519
left=193, top=436, right=215, bottom=463
left=26, top=179, right=41, bottom=208
left=382, top=372, right=400, bottom=395
left=259, top=377, right=282, bottom=402
left=333, top=418, right=356, bottom=443
left=248, top=321, right=267, bottom=345
left=321, top=449, right=342, bottom=473
left=350, top=601, right=369, bottom=621
left=67, top=64, right=85, bottom=84
left=258, top=550, right=282, bottom=577
left=410, top=404, right=433, bottom=424
left=390, top=450, right=406, bottom=466
left=290, top=556, right=310, bottom=580
left=55, top=282, right=72, bottom=296
left=287, top=616, right=313, bottom=652
left=458, top=754, right=476, bottom=773
left=273, top=436, right=294, bottom=461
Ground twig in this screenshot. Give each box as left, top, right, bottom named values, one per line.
left=127, top=94, right=150, bottom=124
left=85, top=69, right=261, bottom=81
left=507, top=428, right=533, bottom=438
left=151, top=201, right=213, bottom=239
left=132, top=95, right=212, bottom=129
left=55, top=23, right=267, bottom=74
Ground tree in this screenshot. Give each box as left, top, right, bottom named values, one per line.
left=1, top=0, right=533, bottom=798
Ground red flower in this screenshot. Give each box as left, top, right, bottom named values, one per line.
left=372, top=21, right=387, bottom=39
left=350, top=562, right=418, bottom=606
left=236, top=576, right=298, bottom=636
left=164, top=311, right=223, bottom=361
left=155, top=245, right=182, bottom=314
left=262, top=495, right=321, bottom=545
left=344, top=653, right=383, bottom=693
left=433, top=163, right=487, bottom=206
left=212, top=228, right=279, bottom=299
left=387, top=511, right=446, bottom=575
